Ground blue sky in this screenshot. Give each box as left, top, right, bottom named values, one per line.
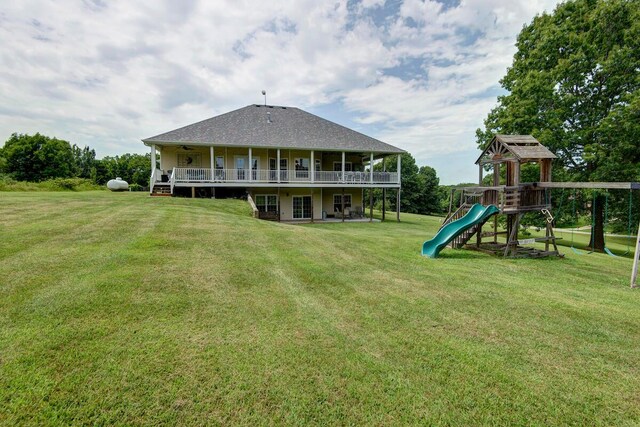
left=0, top=0, right=560, bottom=184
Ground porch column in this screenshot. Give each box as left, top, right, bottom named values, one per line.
left=397, top=154, right=401, bottom=184
left=210, top=146, right=214, bottom=181
left=310, top=150, right=314, bottom=183
left=277, top=149, right=281, bottom=183
left=248, top=147, right=253, bottom=182
left=341, top=151, right=346, bottom=182
left=370, top=152, right=374, bottom=184
left=397, top=188, right=401, bottom=222
left=150, top=144, right=156, bottom=178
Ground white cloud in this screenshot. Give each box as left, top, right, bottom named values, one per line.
left=0, top=0, right=561, bottom=183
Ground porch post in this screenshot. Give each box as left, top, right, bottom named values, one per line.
left=210, top=146, right=214, bottom=181
left=248, top=147, right=253, bottom=182
left=370, top=152, right=374, bottom=184
left=397, top=188, right=401, bottom=222
left=310, top=150, right=314, bottom=183
left=341, top=151, right=346, bottom=182
left=310, top=190, right=314, bottom=223
left=150, top=144, right=156, bottom=178
left=277, top=149, right=281, bottom=183
left=397, top=154, right=401, bottom=184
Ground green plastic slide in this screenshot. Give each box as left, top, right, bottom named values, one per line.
left=422, top=204, right=500, bottom=258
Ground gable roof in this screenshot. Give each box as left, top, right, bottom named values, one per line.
left=142, top=104, right=404, bottom=154
left=475, top=134, right=557, bottom=165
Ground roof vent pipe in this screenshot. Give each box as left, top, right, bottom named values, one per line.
left=267, top=112, right=272, bottom=124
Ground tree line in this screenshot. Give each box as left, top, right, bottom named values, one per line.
left=0, top=133, right=153, bottom=188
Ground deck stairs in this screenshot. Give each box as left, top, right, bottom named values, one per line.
left=150, top=184, right=172, bottom=197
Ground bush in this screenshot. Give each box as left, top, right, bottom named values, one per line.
left=0, top=175, right=103, bottom=192
left=128, top=183, right=143, bottom=192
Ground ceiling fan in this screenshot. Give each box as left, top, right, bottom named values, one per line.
left=180, top=145, right=194, bottom=151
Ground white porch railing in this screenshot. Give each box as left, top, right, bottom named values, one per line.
left=170, top=168, right=399, bottom=185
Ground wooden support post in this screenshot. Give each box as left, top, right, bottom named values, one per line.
left=396, top=188, right=401, bottom=222
left=369, top=187, right=373, bottom=222
left=277, top=187, right=281, bottom=222
left=504, top=213, right=522, bottom=257
left=191, top=187, right=195, bottom=199
left=341, top=187, right=345, bottom=223
left=382, top=157, right=386, bottom=221
left=382, top=188, right=386, bottom=221
left=493, top=216, right=498, bottom=244
left=478, top=163, right=483, bottom=185
left=631, top=216, right=640, bottom=288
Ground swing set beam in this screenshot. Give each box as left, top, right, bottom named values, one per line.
left=538, top=182, right=640, bottom=190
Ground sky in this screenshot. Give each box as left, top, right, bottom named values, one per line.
left=0, top=0, right=561, bottom=184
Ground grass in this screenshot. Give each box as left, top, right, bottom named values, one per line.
left=1, top=191, right=639, bottom=426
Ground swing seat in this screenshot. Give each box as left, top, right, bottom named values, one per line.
left=604, top=247, right=617, bottom=257
left=571, top=247, right=584, bottom=255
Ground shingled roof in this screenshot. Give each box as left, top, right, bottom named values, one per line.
left=476, top=135, right=557, bottom=164
left=142, top=104, right=404, bottom=154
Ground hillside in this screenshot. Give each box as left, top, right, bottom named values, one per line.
left=1, top=192, right=639, bottom=425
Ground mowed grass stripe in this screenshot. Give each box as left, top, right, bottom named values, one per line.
left=0, top=191, right=639, bottom=425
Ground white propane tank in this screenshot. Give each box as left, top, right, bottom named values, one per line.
left=107, top=177, right=129, bottom=191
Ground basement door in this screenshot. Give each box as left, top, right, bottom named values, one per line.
left=292, top=196, right=312, bottom=219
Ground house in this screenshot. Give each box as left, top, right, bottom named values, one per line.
left=142, top=104, right=405, bottom=221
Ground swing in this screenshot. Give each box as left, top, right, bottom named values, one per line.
left=603, top=191, right=617, bottom=257
left=623, top=190, right=633, bottom=256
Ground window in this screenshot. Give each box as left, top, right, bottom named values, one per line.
left=333, top=194, right=352, bottom=213
left=280, top=158, right=288, bottom=181
left=214, top=156, right=225, bottom=180
left=215, top=156, right=224, bottom=169
left=293, top=196, right=312, bottom=219
left=255, top=195, right=278, bottom=213
left=315, top=159, right=321, bottom=171
left=295, top=158, right=309, bottom=178
left=333, top=162, right=352, bottom=171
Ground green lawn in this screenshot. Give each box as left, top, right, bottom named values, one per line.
left=1, top=191, right=639, bottom=426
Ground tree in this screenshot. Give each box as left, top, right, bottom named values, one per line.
left=374, top=153, right=443, bottom=215
left=416, top=166, right=441, bottom=215
left=1, top=133, right=76, bottom=181
left=72, top=145, right=97, bottom=180
left=95, top=153, right=151, bottom=187
left=476, top=0, right=640, bottom=251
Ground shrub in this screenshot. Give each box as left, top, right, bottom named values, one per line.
left=0, top=176, right=103, bottom=192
